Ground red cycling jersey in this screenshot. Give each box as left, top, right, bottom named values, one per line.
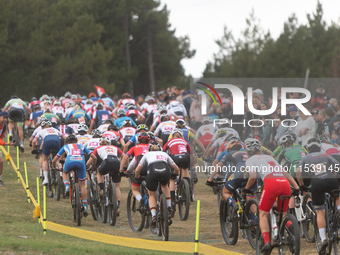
left=163, top=138, right=193, bottom=155
left=126, top=144, right=149, bottom=162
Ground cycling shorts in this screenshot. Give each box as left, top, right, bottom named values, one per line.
left=224, top=172, right=257, bottom=193
left=170, top=153, right=190, bottom=169
left=146, top=162, right=170, bottom=191
left=64, top=157, right=86, bottom=181
left=42, top=136, right=60, bottom=156
left=97, top=155, right=121, bottom=183
left=259, top=173, right=290, bottom=213
left=9, top=107, right=24, bottom=123
left=131, top=163, right=147, bottom=186
left=311, top=176, right=339, bottom=207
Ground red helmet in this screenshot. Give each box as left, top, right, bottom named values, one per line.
left=138, top=132, right=150, bottom=144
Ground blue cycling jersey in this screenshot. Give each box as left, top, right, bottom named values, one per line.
left=114, top=116, right=136, bottom=128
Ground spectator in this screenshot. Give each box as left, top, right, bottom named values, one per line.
left=259, top=116, right=273, bottom=149
left=311, top=83, right=326, bottom=110
left=295, top=105, right=315, bottom=146
left=331, top=123, right=340, bottom=145
left=325, top=107, right=336, bottom=134
left=317, top=109, right=330, bottom=137
left=189, top=91, right=203, bottom=130
left=311, top=108, right=321, bottom=137
left=329, top=98, right=338, bottom=113
left=183, top=90, right=195, bottom=119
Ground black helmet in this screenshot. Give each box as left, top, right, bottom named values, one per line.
left=11, top=95, right=18, bottom=99
left=34, top=104, right=41, bottom=109
left=305, top=138, right=321, bottom=153
left=66, top=134, right=77, bottom=143
left=108, top=124, right=119, bottom=131
left=58, top=118, right=67, bottom=125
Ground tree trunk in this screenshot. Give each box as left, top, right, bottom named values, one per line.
left=123, top=13, right=134, bottom=97
left=147, top=21, right=156, bottom=93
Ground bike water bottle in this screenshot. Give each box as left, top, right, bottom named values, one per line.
left=144, top=194, right=148, bottom=206
left=237, top=201, right=243, bottom=213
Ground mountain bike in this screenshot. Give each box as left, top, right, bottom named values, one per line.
left=256, top=195, right=300, bottom=255
left=87, top=167, right=100, bottom=221
left=313, top=189, right=340, bottom=255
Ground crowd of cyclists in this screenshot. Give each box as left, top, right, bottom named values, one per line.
left=0, top=84, right=340, bottom=254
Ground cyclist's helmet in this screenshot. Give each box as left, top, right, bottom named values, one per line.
left=53, top=100, right=61, bottom=106
left=11, top=95, right=18, bottom=99
left=148, top=142, right=162, bottom=151
left=58, top=118, right=67, bottom=125
left=122, top=120, right=132, bottom=127
left=147, top=97, right=155, bottom=103
left=160, top=114, right=170, bottom=122
left=217, top=129, right=228, bottom=138
left=91, top=129, right=102, bottom=137
left=127, top=104, right=136, bottom=110
left=202, top=116, right=212, bottom=124
left=31, top=97, right=37, bottom=101
left=86, top=99, right=93, bottom=104
left=108, top=124, right=119, bottom=131
left=227, top=140, right=242, bottom=152
left=244, top=138, right=261, bottom=152
left=99, top=137, right=111, bottom=144
left=136, top=124, right=149, bottom=132
left=305, top=138, right=322, bottom=153
left=71, top=94, right=77, bottom=100
left=147, top=131, right=155, bottom=141
left=81, top=95, right=87, bottom=100
left=117, top=109, right=126, bottom=117
left=138, top=132, right=150, bottom=144
left=172, top=128, right=183, bottom=137
left=96, top=102, right=104, bottom=109
left=34, top=104, right=41, bottom=109
left=64, top=92, right=72, bottom=98
left=66, top=134, right=77, bottom=143
left=77, top=124, right=88, bottom=133
left=284, top=130, right=297, bottom=142
left=122, top=93, right=131, bottom=99
left=41, top=120, right=52, bottom=127
left=176, top=119, right=186, bottom=127
left=59, top=96, right=65, bottom=101
left=38, top=117, right=48, bottom=124
left=278, top=134, right=294, bottom=145
left=317, top=134, right=330, bottom=143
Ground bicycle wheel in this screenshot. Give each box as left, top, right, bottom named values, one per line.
left=189, top=178, right=194, bottom=202
left=87, top=180, right=98, bottom=220
left=101, top=187, right=108, bottom=223
left=314, top=208, right=332, bottom=255
left=13, top=125, right=20, bottom=147
left=45, top=157, right=53, bottom=198
left=74, top=183, right=82, bottom=226
left=333, top=210, right=339, bottom=255
left=220, top=199, right=238, bottom=245
left=178, top=179, right=190, bottom=221
left=301, top=193, right=315, bottom=243
left=244, top=198, right=259, bottom=249
left=126, top=189, right=145, bottom=231
left=160, top=193, right=169, bottom=241
left=108, top=183, right=117, bottom=226
left=217, top=191, right=221, bottom=209
left=279, top=213, right=300, bottom=255
left=53, top=171, right=62, bottom=201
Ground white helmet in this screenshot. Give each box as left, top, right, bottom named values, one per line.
left=64, top=92, right=72, bottom=98
left=71, top=94, right=77, bottom=100
left=117, top=109, right=126, bottom=116
left=244, top=138, right=261, bottom=151
left=53, top=100, right=61, bottom=106
left=77, top=124, right=88, bottom=133
left=67, top=102, right=75, bottom=108
left=172, top=128, right=183, bottom=137
left=86, top=99, right=93, bottom=104
left=99, top=137, right=110, bottom=144
left=202, top=116, right=212, bottom=123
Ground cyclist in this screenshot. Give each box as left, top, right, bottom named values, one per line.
left=243, top=138, right=299, bottom=254
left=296, top=138, right=340, bottom=253
left=28, top=104, right=44, bottom=128
left=135, top=143, right=180, bottom=228
left=318, top=134, right=340, bottom=161
left=51, top=100, right=65, bottom=119
left=40, top=108, right=59, bottom=126
left=119, top=120, right=136, bottom=144
left=102, top=124, right=125, bottom=147
left=3, top=95, right=32, bottom=152
left=67, top=118, right=80, bottom=135
left=150, top=105, right=175, bottom=131
left=271, top=130, right=307, bottom=158
left=163, top=129, right=198, bottom=211
left=120, top=132, right=151, bottom=205
left=97, top=119, right=113, bottom=133
left=65, top=104, right=91, bottom=124
left=76, top=124, right=92, bottom=145
left=126, top=104, right=144, bottom=125
left=196, top=116, right=218, bottom=148
left=29, top=97, right=40, bottom=111
left=0, top=111, right=15, bottom=186
left=89, top=137, right=125, bottom=215
left=123, top=124, right=149, bottom=152
left=32, top=120, right=66, bottom=185
left=56, top=118, right=76, bottom=137
left=114, top=109, right=137, bottom=128
left=83, top=99, right=94, bottom=118
left=154, top=114, right=176, bottom=145
left=52, top=134, right=96, bottom=217
left=167, top=93, right=187, bottom=120
left=89, top=102, right=112, bottom=132
left=85, top=129, right=102, bottom=152
left=115, top=93, right=140, bottom=111
left=204, top=129, right=229, bottom=159
left=61, top=92, right=74, bottom=108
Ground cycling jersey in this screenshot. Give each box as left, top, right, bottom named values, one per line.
left=126, top=109, right=143, bottom=118
left=167, top=127, right=195, bottom=143
left=5, top=99, right=27, bottom=109
left=29, top=100, right=40, bottom=110
left=77, top=134, right=92, bottom=145
left=167, top=100, right=187, bottom=119
left=56, top=125, right=74, bottom=136
left=163, top=138, right=193, bottom=155
left=196, top=124, right=218, bottom=147
left=119, top=127, right=136, bottom=143
left=84, top=104, right=93, bottom=117
left=93, top=145, right=123, bottom=160
left=277, top=146, right=307, bottom=176
left=68, top=124, right=80, bottom=134
left=117, top=98, right=137, bottom=109
left=272, top=143, right=307, bottom=157
left=52, top=106, right=65, bottom=119
left=66, top=109, right=91, bottom=122
left=97, top=123, right=109, bottom=133
left=212, top=127, right=239, bottom=140
left=154, top=120, right=176, bottom=143
left=102, top=130, right=122, bottom=142
left=41, top=113, right=59, bottom=123
left=151, top=114, right=175, bottom=127
left=29, top=110, right=44, bottom=125
left=92, top=109, right=112, bottom=127
left=34, top=127, right=63, bottom=139
left=114, top=116, right=136, bottom=128
left=56, top=143, right=92, bottom=181
left=126, top=144, right=149, bottom=164
left=85, top=138, right=100, bottom=151
left=143, top=104, right=158, bottom=115
left=61, top=98, right=74, bottom=108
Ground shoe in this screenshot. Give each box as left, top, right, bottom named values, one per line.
left=151, top=216, right=157, bottom=228
left=139, top=198, right=145, bottom=212
left=42, top=179, right=49, bottom=186
left=205, top=180, right=214, bottom=187
left=319, top=239, right=328, bottom=253
left=0, top=180, right=5, bottom=186
left=9, top=135, right=13, bottom=142
left=116, top=208, right=120, bottom=217
left=192, top=177, right=198, bottom=184
left=83, top=207, right=88, bottom=217
left=20, top=146, right=24, bottom=153
left=168, top=206, right=173, bottom=217
left=261, top=242, right=272, bottom=255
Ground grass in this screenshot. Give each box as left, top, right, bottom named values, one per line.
left=0, top=146, right=188, bottom=255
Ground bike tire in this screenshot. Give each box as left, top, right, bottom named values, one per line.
left=219, top=199, right=238, bottom=245
left=45, top=157, right=53, bottom=198
left=87, top=180, right=98, bottom=220
left=54, top=171, right=62, bottom=201
left=301, top=193, right=315, bottom=243
left=178, top=179, right=190, bottom=221
left=217, top=192, right=221, bottom=209
left=279, top=213, right=300, bottom=255
left=314, top=205, right=332, bottom=255
left=126, top=189, right=145, bottom=231
left=75, top=183, right=81, bottom=226
left=244, top=198, right=259, bottom=249
left=101, top=187, right=108, bottom=223
left=333, top=210, right=339, bottom=255
left=13, top=126, right=20, bottom=148
left=160, top=193, right=169, bottom=241
left=108, top=183, right=117, bottom=226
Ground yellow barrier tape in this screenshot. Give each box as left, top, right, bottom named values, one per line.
left=47, top=221, right=242, bottom=255
left=0, top=146, right=243, bottom=255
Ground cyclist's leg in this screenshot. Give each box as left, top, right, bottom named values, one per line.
left=77, top=165, right=87, bottom=210
left=111, top=159, right=122, bottom=208
left=97, top=160, right=107, bottom=193
left=146, top=173, right=158, bottom=224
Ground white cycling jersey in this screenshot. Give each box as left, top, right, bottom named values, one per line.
left=245, top=154, right=283, bottom=180
left=93, top=145, right=123, bottom=160
left=154, top=121, right=176, bottom=136
left=85, top=138, right=100, bottom=151
left=77, top=134, right=92, bottom=145
left=68, top=124, right=80, bottom=134
left=138, top=151, right=175, bottom=167
left=52, top=106, right=65, bottom=118
left=32, top=126, right=43, bottom=138
left=35, top=127, right=63, bottom=139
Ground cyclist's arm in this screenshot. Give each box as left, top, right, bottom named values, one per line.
left=119, top=154, right=130, bottom=172
left=245, top=170, right=257, bottom=190
left=282, top=170, right=299, bottom=189
left=156, top=137, right=163, bottom=147
left=135, top=156, right=147, bottom=178
left=167, top=155, right=179, bottom=174
left=193, top=137, right=205, bottom=154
